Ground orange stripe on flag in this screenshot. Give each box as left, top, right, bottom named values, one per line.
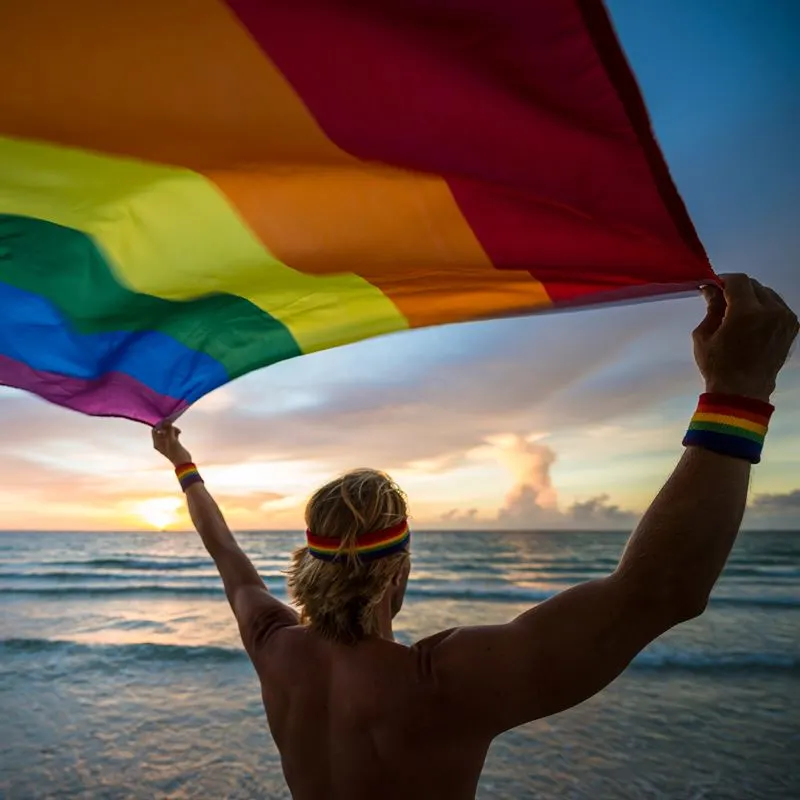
left=213, top=166, right=552, bottom=327
left=0, top=0, right=346, bottom=168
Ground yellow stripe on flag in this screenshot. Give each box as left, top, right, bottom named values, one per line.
left=0, top=135, right=409, bottom=353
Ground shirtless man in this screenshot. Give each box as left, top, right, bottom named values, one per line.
left=153, top=274, right=797, bottom=800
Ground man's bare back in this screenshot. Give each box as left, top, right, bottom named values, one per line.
left=257, top=627, right=488, bottom=800
left=151, top=275, right=797, bottom=799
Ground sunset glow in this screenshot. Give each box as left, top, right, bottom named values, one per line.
left=133, top=498, right=183, bottom=531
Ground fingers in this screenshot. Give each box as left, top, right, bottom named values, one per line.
left=701, top=284, right=725, bottom=313
left=760, top=284, right=793, bottom=314
left=720, top=273, right=759, bottom=313
left=152, top=426, right=166, bottom=448
left=693, top=284, right=726, bottom=341
left=749, top=278, right=791, bottom=315
left=749, top=279, right=772, bottom=307
left=747, top=279, right=798, bottom=329
left=719, top=275, right=798, bottom=332
left=152, top=423, right=181, bottom=448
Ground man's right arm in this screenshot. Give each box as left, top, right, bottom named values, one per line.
left=424, top=275, right=798, bottom=735
left=425, top=446, right=749, bottom=733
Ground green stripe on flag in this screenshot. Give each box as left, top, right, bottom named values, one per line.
left=0, top=214, right=301, bottom=380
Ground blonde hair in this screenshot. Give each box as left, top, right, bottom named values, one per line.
left=287, top=468, right=410, bottom=645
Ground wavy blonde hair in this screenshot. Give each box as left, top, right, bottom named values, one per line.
left=287, top=468, right=410, bottom=645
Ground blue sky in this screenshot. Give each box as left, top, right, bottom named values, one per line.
left=1, top=0, right=797, bottom=530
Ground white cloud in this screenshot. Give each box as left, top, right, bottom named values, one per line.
left=436, top=436, right=638, bottom=530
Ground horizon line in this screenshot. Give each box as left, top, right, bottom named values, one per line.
left=1, top=528, right=798, bottom=535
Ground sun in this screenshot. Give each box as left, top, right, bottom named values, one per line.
left=134, top=497, right=183, bottom=531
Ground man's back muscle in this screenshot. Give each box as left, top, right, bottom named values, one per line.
left=255, top=626, right=489, bottom=800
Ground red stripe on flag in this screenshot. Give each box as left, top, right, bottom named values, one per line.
left=226, top=0, right=713, bottom=304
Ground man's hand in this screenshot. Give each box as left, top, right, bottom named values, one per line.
left=694, top=274, right=799, bottom=402
left=152, top=423, right=193, bottom=467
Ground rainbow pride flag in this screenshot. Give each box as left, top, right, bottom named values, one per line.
left=0, top=0, right=714, bottom=425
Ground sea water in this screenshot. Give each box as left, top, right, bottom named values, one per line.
left=1, top=531, right=798, bottom=799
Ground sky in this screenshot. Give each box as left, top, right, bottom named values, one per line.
left=1, top=0, right=798, bottom=532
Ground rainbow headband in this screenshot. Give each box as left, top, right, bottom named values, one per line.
left=306, top=520, right=410, bottom=563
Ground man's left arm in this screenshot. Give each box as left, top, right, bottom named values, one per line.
left=152, top=426, right=298, bottom=656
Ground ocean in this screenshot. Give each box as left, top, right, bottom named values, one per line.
left=1, top=530, right=798, bottom=799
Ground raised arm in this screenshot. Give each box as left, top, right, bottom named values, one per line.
left=152, top=426, right=297, bottom=655
left=425, top=275, right=798, bottom=735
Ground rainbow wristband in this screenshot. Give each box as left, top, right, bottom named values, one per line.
left=175, top=462, right=203, bottom=492
left=683, top=393, right=774, bottom=464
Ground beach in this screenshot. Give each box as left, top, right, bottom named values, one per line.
left=2, top=530, right=799, bottom=799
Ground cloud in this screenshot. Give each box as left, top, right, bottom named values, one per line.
left=493, top=437, right=561, bottom=526
left=4, top=287, right=794, bottom=485
left=750, top=489, right=800, bottom=512
left=440, top=507, right=478, bottom=523
left=496, top=437, right=558, bottom=508
left=566, top=494, right=638, bottom=526
left=746, top=488, right=800, bottom=528
left=1, top=288, right=797, bottom=530
left=175, top=297, right=712, bottom=475
left=494, top=437, right=637, bottom=529
left=496, top=485, right=563, bottom=527
left=0, top=438, right=296, bottom=530
left=437, top=436, right=638, bottom=530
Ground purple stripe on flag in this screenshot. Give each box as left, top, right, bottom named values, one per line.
left=0, top=354, right=187, bottom=425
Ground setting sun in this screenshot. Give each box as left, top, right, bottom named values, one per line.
left=133, top=497, right=183, bottom=531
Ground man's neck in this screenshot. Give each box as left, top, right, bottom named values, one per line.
left=374, top=598, right=395, bottom=641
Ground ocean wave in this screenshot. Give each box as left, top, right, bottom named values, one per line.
left=632, top=651, right=799, bottom=670
left=0, top=570, right=218, bottom=581
left=4, top=559, right=796, bottom=587
left=1, top=583, right=798, bottom=608
left=1, top=637, right=797, bottom=672
left=0, top=584, right=227, bottom=597
left=0, top=637, right=246, bottom=664
left=48, top=557, right=210, bottom=571
left=406, top=585, right=800, bottom=607
left=2, top=570, right=797, bottom=598
left=718, top=566, right=800, bottom=579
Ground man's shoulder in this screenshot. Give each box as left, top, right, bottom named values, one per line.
left=408, top=628, right=460, bottom=681
left=254, top=620, right=307, bottom=651
left=411, top=627, right=459, bottom=653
